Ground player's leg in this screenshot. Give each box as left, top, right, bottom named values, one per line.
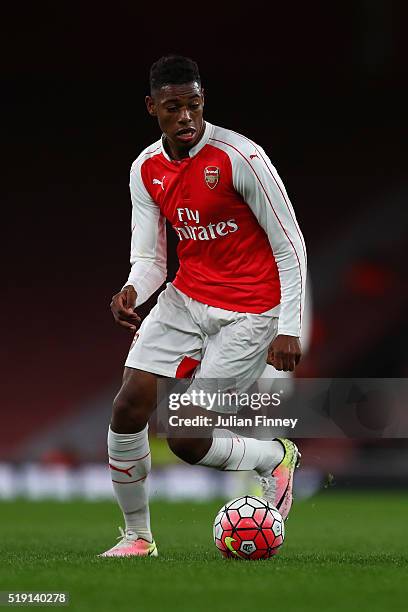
left=169, top=433, right=299, bottom=523
left=101, top=283, right=204, bottom=556
left=100, top=367, right=158, bottom=557
left=167, top=310, right=283, bottom=468
left=254, top=364, right=302, bottom=518
left=167, top=409, right=291, bottom=493
left=167, top=310, right=300, bottom=519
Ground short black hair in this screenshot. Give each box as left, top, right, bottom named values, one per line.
left=149, top=55, right=201, bottom=93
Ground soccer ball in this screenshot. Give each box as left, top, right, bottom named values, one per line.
left=213, top=495, right=285, bottom=560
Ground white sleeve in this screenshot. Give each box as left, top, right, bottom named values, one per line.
left=123, top=160, right=167, bottom=306
left=233, top=147, right=307, bottom=337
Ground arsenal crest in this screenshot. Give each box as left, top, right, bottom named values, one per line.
left=204, top=166, right=220, bottom=189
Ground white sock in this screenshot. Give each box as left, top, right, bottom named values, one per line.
left=108, top=425, right=152, bottom=542
left=197, top=429, right=284, bottom=476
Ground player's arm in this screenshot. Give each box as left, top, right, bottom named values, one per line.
left=233, top=146, right=307, bottom=371
left=111, top=160, right=167, bottom=331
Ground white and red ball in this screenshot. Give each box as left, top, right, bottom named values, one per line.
left=213, top=495, right=285, bottom=560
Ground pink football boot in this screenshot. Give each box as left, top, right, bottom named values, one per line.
left=259, top=438, right=301, bottom=520
left=99, top=527, right=158, bottom=557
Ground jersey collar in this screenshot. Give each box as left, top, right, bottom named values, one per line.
left=160, top=121, right=213, bottom=161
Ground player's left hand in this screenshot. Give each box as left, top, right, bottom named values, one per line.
left=267, top=335, right=301, bottom=372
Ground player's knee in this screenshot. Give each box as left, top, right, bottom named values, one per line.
left=111, top=373, right=156, bottom=432
left=112, top=394, right=147, bottom=431
left=167, top=437, right=196, bottom=464
left=167, top=437, right=207, bottom=465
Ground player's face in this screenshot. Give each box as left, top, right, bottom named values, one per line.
left=146, top=82, right=205, bottom=158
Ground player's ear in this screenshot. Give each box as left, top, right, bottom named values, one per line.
left=145, top=95, right=157, bottom=117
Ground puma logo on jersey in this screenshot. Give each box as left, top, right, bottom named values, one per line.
left=153, top=176, right=166, bottom=190
left=250, top=153, right=259, bottom=160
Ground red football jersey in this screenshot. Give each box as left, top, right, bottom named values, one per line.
left=125, top=122, right=306, bottom=336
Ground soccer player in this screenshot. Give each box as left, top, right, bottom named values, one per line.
left=100, top=56, right=307, bottom=557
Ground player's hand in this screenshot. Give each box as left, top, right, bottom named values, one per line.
left=267, top=335, right=301, bottom=372
left=110, top=285, right=141, bottom=332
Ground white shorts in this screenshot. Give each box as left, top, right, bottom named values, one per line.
left=125, top=283, right=279, bottom=396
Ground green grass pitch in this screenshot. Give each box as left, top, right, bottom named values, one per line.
left=1, top=492, right=407, bottom=611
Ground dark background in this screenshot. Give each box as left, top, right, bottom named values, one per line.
left=2, top=1, right=407, bottom=459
